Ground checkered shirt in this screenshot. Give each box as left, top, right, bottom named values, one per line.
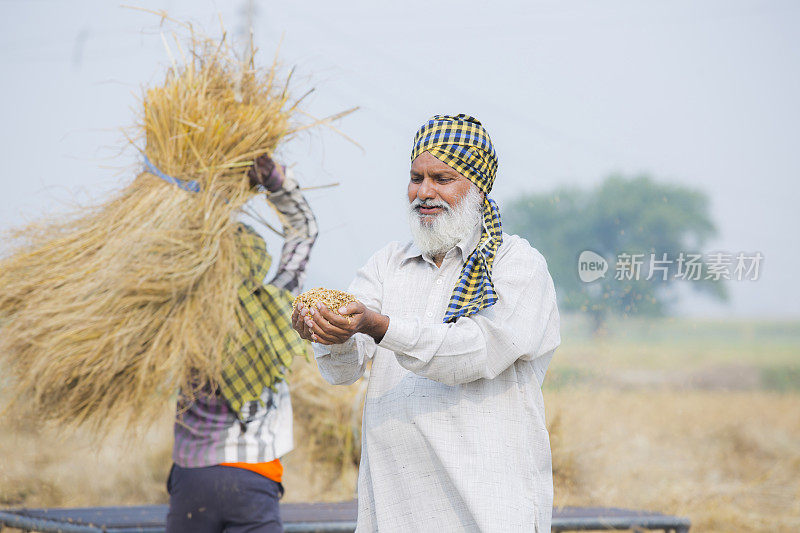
left=219, top=223, right=308, bottom=418
left=173, top=170, right=317, bottom=466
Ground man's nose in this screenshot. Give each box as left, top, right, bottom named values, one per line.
left=417, top=177, right=437, bottom=200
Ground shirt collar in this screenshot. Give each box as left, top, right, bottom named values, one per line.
left=401, top=222, right=483, bottom=266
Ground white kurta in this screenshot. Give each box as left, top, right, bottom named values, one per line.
left=313, top=225, right=561, bottom=533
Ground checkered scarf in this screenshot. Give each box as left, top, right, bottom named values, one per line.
left=218, top=223, right=308, bottom=419
left=411, top=114, right=502, bottom=323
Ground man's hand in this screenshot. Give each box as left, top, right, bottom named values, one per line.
left=248, top=153, right=285, bottom=191
left=292, top=300, right=389, bottom=345
left=291, top=302, right=315, bottom=342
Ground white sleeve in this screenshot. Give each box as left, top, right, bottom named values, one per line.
left=313, top=334, right=373, bottom=386
left=378, top=247, right=560, bottom=386
left=312, top=244, right=394, bottom=386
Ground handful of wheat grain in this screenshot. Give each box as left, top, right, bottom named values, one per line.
left=293, top=288, right=357, bottom=317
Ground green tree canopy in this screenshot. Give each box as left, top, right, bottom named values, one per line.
left=503, top=174, right=728, bottom=331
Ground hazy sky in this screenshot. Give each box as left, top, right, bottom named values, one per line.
left=1, top=0, right=798, bottom=317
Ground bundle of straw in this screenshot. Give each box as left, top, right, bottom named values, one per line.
left=0, top=20, right=335, bottom=433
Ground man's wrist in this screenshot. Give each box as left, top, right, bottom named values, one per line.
left=264, top=164, right=285, bottom=192
left=360, top=310, right=389, bottom=344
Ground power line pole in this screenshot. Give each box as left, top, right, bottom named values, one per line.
left=241, top=0, right=255, bottom=62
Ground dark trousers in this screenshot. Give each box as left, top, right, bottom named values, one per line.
left=166, top=464, right=284, bottom=533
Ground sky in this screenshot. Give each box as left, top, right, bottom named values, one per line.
left=1, top=0, right=798, bottom=318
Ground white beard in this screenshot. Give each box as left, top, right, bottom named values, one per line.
left=407, top=185, right=484, bottom=258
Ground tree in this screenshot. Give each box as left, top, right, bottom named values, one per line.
left=503, top=174, right=728, bottom=333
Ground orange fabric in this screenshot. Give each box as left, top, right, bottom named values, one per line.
left=220, top=459, right=283, bottom=483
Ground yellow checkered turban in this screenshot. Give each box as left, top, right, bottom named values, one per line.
left=411, top=114, right=503, bottom=323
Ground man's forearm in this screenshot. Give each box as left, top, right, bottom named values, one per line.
left=267, top=171, right=318, bottom=294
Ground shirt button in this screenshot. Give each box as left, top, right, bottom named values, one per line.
left=436, top=279, right=443, bottom=285
left=426, top=312, right=433, bottom=318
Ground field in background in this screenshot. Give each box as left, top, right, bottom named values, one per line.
left=1, top=316, right=798, bottom=531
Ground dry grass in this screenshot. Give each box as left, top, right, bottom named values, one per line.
left=2, top=275, right=799, bottom=533
left=0, top=403, right=174, bottom=507
left=546, top=388, right=800, bottom=532
left=2, top=379, right=798, bottom=531
left=0, top=19, right=314, bottom=434
left=0, top=354, right=367, bottom=507
left=281, top=355, right=366, bottom=502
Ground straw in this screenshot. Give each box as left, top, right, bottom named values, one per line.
left=0, top=19, right=350, bottom=434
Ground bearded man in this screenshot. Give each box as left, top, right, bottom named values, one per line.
left=292, top=114, right=561, bottom=532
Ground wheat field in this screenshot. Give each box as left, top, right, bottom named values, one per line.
left=1, top=316, right=798, bottom=532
